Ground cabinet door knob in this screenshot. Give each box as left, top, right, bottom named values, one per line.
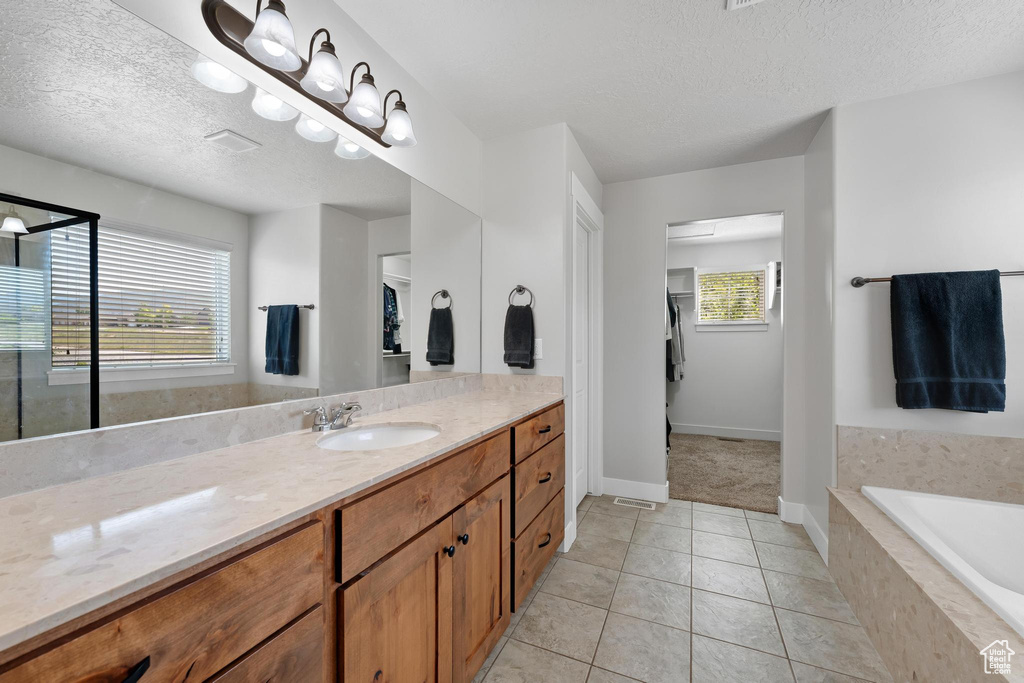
left=458, top=533, right=470, bottom=545
left=122, top=656, right=151, bottom=683
left=443, top=545, right=456, bottom=557
left=538, top=473, right=552, bottom=484
left=537, top=533, right=552, bottom=549
left=538, top=425, right=552, bottom=434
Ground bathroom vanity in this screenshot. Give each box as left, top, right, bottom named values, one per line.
left=0, top=394, right=565, bottom=683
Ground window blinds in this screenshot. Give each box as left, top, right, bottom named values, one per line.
left=0, top=265, right=47, bottom=351
left=50, top=224, right=231, bottom=368
left=697, top=269, right=766, bottom=324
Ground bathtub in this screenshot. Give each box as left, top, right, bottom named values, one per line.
left=862, top=486, right=1024, bottom=638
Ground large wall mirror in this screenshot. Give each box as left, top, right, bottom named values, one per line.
left=0, top=0, right=482, bottom=442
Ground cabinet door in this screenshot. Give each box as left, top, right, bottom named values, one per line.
left=452, top=476, right=511, bottom=683
left=340, top=517, right=454, bottom=683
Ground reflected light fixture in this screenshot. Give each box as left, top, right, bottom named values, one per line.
left=1, top=208, right=28, bottom=235
left=295, top=113, right=338, bottom=143
left=244, top=0, right=302, bottom=71
left=381, top=90, right=417, bottom=147
left=300, top=29, right=348, bottom=103
left=334, top=136, right=370, bottom=160
left=252, top=87, right=299, bottom=121
left=190, top=54, right=248, bottom=93
left=343, top=63, right=384, bottom=128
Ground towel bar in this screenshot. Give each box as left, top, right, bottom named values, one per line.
left=258, top=304, right=315, bottom=310
left=851, top=271, right=1024, bottom=287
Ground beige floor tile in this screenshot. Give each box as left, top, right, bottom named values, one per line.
left=578, top=511, right=637, bottom=542
left=691, top=556, right=770, bottom=603
left=579, top=496, right=597, bottom=513
left=473, top=637, right=507, bottom=682
left=763, top=570, right=859, bottom=625
left=776, top=610, right=893, bottom=683
left=630, top=521, right=691, bottom=553
left=563, top=532, right=630, bottom=571
left=484, top=639, right=591, bottom=683
left=512, top=592, right=607, bottom=662
left=755, top=543, right=832, bottom=583
left=790, top=662, right=872, bottom=682
left=748, top=520, right=817, bottom=551
left=621, top=543, right=692, bottom=585
left=664, top=498, right=693, bottom=509
left=609, top=572, right=691, bottom=631
left=541, top=557, right=620, bottom=608
left=587, top=668, right=639, bottom=682
left=588, top=497, right=643, bottom=520
left=691, top=635, right=795, bottom=683
left=578, top=510, right=588, bottom=526
left=593, top=612, right=691, bottom=683
left=745, top=509, right=782, bottom=523
left=692, top=511, right=751, bottom=539
left=637, top=505, right=692, bottom=528
left=691, top=589, right=785, bottom=656
left=691, top=530, right=759, bottom=567
left=693, top=502, right=747, bottom=518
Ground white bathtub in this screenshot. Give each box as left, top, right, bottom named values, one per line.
left=862, top=486, right=1024, bottom=638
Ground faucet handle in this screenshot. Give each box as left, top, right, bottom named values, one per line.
left=340, top=402, right=362, bottom=413
left=304, top=405, right=328, bottom=422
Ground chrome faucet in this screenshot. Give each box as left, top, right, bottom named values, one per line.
left=329, top=402, right=362, bottom=429
left=304, top=405, right=331, bottom=432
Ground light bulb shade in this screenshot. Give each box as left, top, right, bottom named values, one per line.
left=382, top=105, right=417, bottom=147
left=300, top=49, right=348, bottom=103
left=343, top=78, right=384, bottom=128
left=190, top=55, right=248, bottom=93
left=334, top=136, right=370, bottom=160
left=1, top=217, right=28, bottom=234
left=243, top=5, right=302, bottom=71
left=295, top=114, right=337, bottom=143
left=252, top=87, right=299, bottom=121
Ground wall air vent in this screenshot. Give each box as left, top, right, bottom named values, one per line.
left=204, top=129, right=262, bottom=153
left=613, top=497, right=657, bottom=510
left=726, top=0, right=767, bottom=9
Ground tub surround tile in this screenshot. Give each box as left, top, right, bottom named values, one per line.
left=511, top=592, right=607, bottom=662
left=621, top=544, right=692, bottom=586
left=593, top=612, right=691, bottom=683
left=609, top=573, right=691, bottom=631
left=775, top=609, right=893, bottom=683
left=692, top=511, right=751, bottom=539
left=691, top=635, right=795, bottom=683
left=691, top=556, right=770, bottom=604
left=691, top=531, right=759, bottom=567
left=755, top=543, right=833, bottom=583
left=829, top=488, right=1024, bottom=683
left=692, top=589, right=786, bottom=656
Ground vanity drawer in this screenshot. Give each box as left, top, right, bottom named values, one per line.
left=208, top=606, right=323, bottom=682
left=512, top=489, right=564, bottom=611
left=513, top=404, right=564, bottom=464
left=513, top=434, right=565, bottom=538
left=339, top=431, right=509, bottom=583
left=1, top=522, right=323, bottom=683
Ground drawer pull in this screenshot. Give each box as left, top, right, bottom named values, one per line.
left=443, top=545, right=457, bottom=557
left=538, top=426, right=552, bottom=434
left=457, top=533, right=470, bottom=545
left=538, top=472, right=553, bottom=484
left=122, top=656, right=151, bottom=683
left=537, top=533, right=552, bottom=549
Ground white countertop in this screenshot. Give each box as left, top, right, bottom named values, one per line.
left=0, top=390, right=562, bottom=654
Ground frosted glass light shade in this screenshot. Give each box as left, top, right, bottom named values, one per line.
left=334, top=136, right=370, bottom=160
left=252, top=87, right=298, bottom=121
left=301, top=49, right=348, bottom=103
left=295, top=114, right=338, bottom=143
left=190, top=55, right=248, bottom=94
left=1, top=217, right=27, bottom=234
left=244, top=4, right=301, bottom=71
left=343, top=77, right=384, bottom=128
left=382, top=105, right=417, bottom=147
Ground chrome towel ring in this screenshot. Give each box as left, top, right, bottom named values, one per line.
left=431, top=289, right=452, bottom=309
left=509, top=284, right=534, bottom=307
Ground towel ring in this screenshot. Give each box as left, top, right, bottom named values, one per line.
left=509, top=284, right=534, bottom=307
left=431, top=289, right=452, bottom=309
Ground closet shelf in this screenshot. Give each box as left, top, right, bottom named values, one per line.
left=383, top=272, right=411, bottom=284
left=383, top=352, right=410, bottom=359
left=669, top=290, right=694, bottom=297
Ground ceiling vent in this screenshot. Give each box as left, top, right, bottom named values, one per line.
left=726, top=0, right=767, bottom=9
left=204, top=129, right=262, bottom=153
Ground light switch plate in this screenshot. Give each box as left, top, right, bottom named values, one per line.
left=533, top=339, right=543, bottom=360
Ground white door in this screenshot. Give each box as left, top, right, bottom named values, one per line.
left=573, top=222, right=590, bottom=508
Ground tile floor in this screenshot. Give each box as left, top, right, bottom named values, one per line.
left=476, top=496, right=892, bottom=683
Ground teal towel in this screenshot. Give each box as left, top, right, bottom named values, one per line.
left=265, top=305, right=300, bottom=375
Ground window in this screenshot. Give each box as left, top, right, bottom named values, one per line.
left=50, top=224, right=230, bottom=369
left=0, top=265, right=46, bottom=351
left=696, top=266, right=766, bottom=325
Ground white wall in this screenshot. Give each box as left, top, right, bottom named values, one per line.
left=667, top=237, right=783, bottom=440
left=368, top=214, right=411, bottom=385
left=603, top=157, right=806, bottom=502
left=834, top=70, right=1024, bottom=438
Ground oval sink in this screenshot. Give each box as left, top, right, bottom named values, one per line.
left=317, top=423, right=441, bottom=452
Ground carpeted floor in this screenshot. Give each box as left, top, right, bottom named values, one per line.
left=667, top=433, right=780, bottom=513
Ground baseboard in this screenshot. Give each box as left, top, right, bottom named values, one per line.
left=602, top=476, right=669, bottom=504
left=559, top=518, right=577, bottom=553
left=670, top=423, right=781, bottom=442
left=778, top=496, right=829, bottom=564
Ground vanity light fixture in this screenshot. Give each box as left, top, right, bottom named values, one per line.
left=1, top=214, right=28, bottom=234
left=190, top=54, right=249, bottom=93
left=381, top=90, right=417, bottom=147
left=343, top=63, right=384, bottom=129
left=244, top=0, right=302, bottom=71
left=334, top=136, right=370, bottom=160
left=295, top=113, right=338, bottom=143
left=252, top=87, right=299, bottom=121
left=300, top=29, right=348, bottom=103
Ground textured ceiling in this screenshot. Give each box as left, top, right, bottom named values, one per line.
left=0, top=0, right=411, bottom=219
left=338, top=0, right=1024, bottom=183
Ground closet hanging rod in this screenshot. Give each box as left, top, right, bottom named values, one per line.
left=258, top=304, right=315, bottom=311
left=851, top=271, right=1024, bottom=288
